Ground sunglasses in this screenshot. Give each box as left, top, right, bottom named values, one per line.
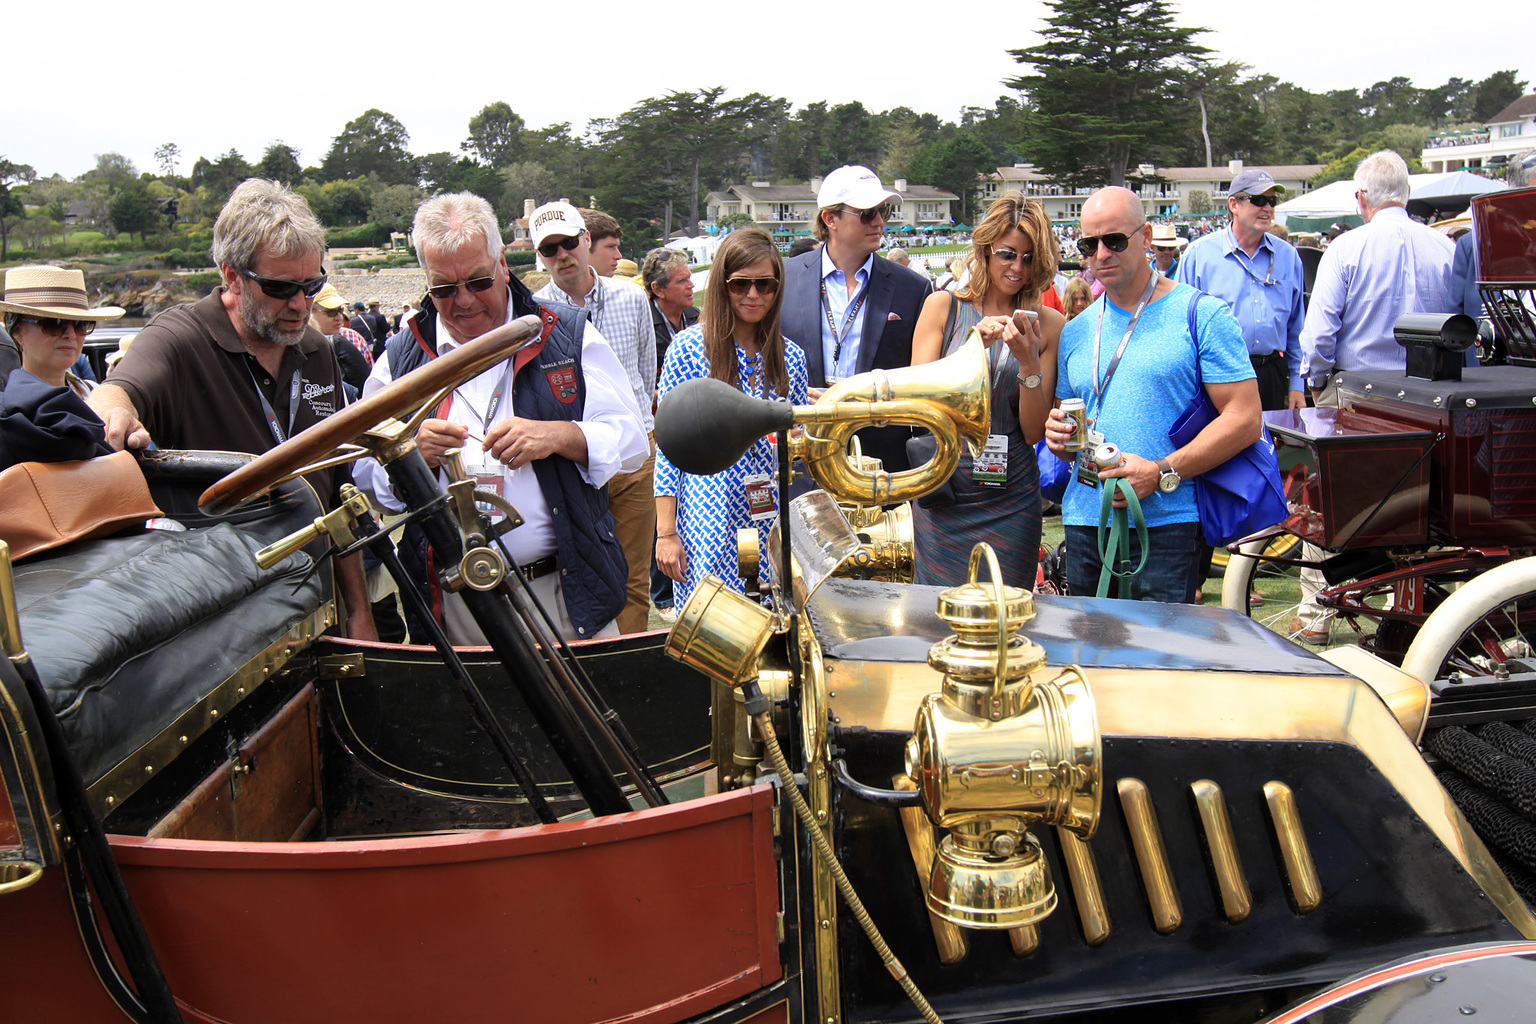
left=425, top=276, right=498, bottom=301
left=841, top=203, right=893, bottom=225
left=537, top=235, right=583, bottom=259
left=992, top=248, right=1034, bottom=265
left=15, top=315, right=94, bottom=337
left=1075, top=227, right=1145, bottom=259
left=1241, top=194, right=1279, bottom=208
left=726, top=276, right=780, bottom=296
left=239, top=267, right=328, bottom=301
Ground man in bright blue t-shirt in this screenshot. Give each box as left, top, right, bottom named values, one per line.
left=1044, top=186, right=1262, bottom=603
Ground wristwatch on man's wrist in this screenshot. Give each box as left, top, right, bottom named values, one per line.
left=1155, top=457, right=1181, bottom=494
left=1307, top=369, right=1332, bottom=389
left=1018, top=372, right=1042, bottom=389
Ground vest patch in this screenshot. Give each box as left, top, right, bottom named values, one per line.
left=544, top=359, right=579, bottom=404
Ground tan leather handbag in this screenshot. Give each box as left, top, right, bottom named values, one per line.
left=0, top=451, right=162, bottom=561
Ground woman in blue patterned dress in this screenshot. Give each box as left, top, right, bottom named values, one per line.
left=907, top=192, right=1064, bottom=589
left=654, top=229, right=809, bottom=605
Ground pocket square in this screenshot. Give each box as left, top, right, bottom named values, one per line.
left=887, top=312, right=902, bottom=321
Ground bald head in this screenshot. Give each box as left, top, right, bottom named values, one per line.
left=1082, top=186, right=1143, bottom=226
left=1080, top=186, right=1152, bottom=304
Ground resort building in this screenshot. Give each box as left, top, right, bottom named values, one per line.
left=704, top=178, right=961, bottom=237
left=978, top=161, right=1323, bottom=222
left=1421, top=94, right=1536, bottom=174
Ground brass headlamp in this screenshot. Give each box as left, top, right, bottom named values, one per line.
left=906, top=544, right=1101, bottom=929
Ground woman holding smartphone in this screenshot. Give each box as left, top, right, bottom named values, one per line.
left=907, top=192, right=1064, bottom=588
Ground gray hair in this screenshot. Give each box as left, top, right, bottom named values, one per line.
left=641, top=247, right=690, bottom=296
left=413, top=193, right=502, bottom=261
left=1354, top=150, right=1411, bottom=209
left=210, top=179, right=326, bottom=270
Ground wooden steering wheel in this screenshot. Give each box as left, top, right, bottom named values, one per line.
left=198, top=315, right=542, bottom=515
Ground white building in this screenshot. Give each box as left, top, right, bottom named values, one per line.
left=1421, top=94, right=1536, bottom=174
left=978, top=161, right=1323, bottom=221
left=704, top=177, right=960, bottom=236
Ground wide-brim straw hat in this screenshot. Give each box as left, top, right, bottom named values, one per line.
left=1149, top=225, right=1188, bottom=250
left=0, top=265, right=124, bottom=320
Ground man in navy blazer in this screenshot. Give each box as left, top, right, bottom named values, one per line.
left=780, top=165, right=933, bottom=475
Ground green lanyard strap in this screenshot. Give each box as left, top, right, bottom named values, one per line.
left=1096, top=479, right=1149, bottom=599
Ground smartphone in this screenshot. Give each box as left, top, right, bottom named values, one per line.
left=1013, top=309, right=1039, bottom=323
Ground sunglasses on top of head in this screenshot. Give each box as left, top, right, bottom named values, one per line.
left=1240, top=194, right=1279, bottom=208
left=537, top=235, right=583, bottom=259
left=726, top=275, right=780, bottom=296
left=239, top=267, right=328, bottom=301
left=1075, top=226, right=1145, bottom=259
left=425, top=276, right=498, bottom=301
left=841, top=203, right=894, bottom=225
left=15, top=315, right=95, bottom=337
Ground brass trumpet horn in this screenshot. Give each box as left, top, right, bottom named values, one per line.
left=653, top=331, right=991, bottom=507
left=792, top=331, right=990, bottom=505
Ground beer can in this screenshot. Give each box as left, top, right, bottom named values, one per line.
left=1092, top=442, right=1124, bottom=471
left=1060, top=398, right=1088, bottom=451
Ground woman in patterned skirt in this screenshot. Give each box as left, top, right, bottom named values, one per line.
left=907, top=192, right=1064, bottom=589
left=654, top=229, right=809, bottom=606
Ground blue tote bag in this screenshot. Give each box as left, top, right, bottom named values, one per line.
left=1167, top=291, right=1288, bottom=547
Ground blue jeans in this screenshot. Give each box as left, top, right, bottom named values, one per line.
left=1064, top=521, right=1202, bottom=603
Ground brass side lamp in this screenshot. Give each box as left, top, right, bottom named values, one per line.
left=906, top=544, right=1102, bottom=929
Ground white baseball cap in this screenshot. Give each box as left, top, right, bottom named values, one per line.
left=530, top=201, right=586, bottom=249
left=817, top=165, right=898, bottom=211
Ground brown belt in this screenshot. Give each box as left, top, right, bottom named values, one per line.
left=519, top=555, right=558, bottom=581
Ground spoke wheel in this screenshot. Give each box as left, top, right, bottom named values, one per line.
left=1220, top=538, right=1313, bottom=641
left=1402, top=557, right=1536, bottom=682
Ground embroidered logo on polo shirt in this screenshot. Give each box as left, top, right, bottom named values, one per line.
left=303, top=380, right=336, bottom=418
left=544, top=359, right=578, bottom=404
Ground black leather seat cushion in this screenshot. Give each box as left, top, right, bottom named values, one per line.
left=14, top=494, right=326, bottom=787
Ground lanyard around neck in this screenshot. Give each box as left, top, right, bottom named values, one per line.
left=247, top=361, right=304, bottom=445
left=1090, top=271, right=1159, bottom=410
left=820, top=275, right=868, bottom=374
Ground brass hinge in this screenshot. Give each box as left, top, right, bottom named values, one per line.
left=319, top=653, right=367, bottom=680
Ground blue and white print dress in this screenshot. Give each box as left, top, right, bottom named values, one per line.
left=654, top=325, right=809, bottom=606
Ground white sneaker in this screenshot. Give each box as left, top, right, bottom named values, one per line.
left=656, top=606, right=678, bottom=623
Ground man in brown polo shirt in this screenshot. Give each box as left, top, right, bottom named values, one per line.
left=90, top=178, right=376, bottom=640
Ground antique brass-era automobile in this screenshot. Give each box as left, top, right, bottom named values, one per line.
left=3, top=291, right=1536, bottom=1024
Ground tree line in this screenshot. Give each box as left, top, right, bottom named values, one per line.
left=0, top=0, right=1527, bottom=262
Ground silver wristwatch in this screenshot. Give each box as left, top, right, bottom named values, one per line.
left=1019, top=372, right=1042, bottom=389
left=1155, top=457, right=1181, bottom=494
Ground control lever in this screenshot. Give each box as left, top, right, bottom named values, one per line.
left=255, top=484, right=373, bottom=570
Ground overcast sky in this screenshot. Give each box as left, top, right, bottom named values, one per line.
left=9, top=0, right=1531, bottom=181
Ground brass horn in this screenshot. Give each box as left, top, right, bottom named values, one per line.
left=790, top=330, right=990, bottom=505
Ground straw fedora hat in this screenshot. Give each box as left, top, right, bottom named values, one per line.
left=0, top=265, right=124, bottom=320
left=1149, top=225, right=1187, bottom=250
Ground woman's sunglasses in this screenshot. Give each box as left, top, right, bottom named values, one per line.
left=537, top=235, right=583, bottom=259
left=1075, top=228, right=1144, bottom=259
left=239, top=267, right=328, bottom=300
left=726, top=276, right=780, bottom=296
left=992, top=248, right=1034, bottom=265
left=15, top=315, right=95, bottom=337
left=426, top=276, right=498, bottom=301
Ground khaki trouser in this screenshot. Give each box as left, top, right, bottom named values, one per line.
left=607, top=440, right=658, bottom=634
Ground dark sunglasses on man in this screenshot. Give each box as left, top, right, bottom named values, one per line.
left=537, top=235, right=583, bottom=259
left=726, top=276, right=780, bottom=296
left=1241, top=194, right=1279, bottom=209
left=1075, top=226, right=1145, bottom=259
left=14, top=316, right=95, bottom=337
left=239, top=267, right=328, bottom=301
left=841, top=203, right=894, bottom=225
left=426, top=276, right=498, bottom=301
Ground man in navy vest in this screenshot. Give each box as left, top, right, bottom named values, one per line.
left=355, top=193, right=648, bottom=644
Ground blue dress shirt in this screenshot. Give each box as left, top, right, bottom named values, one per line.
left=819, top=250, right=873, bottom=382
left=1299, top=206, right=1454, bottom=381
left=1175, top=227, right=1306, bottom=393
